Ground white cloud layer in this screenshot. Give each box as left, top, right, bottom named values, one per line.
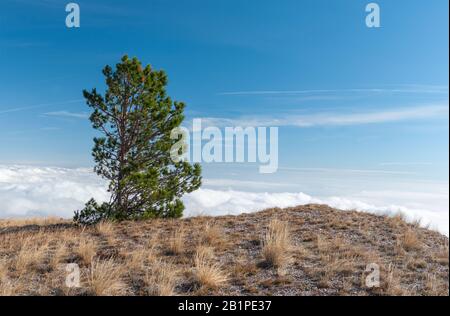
left=184, top=189, right=449, bottom=235
left=0, top=165, right=108, bottom=218
left=0, top=165, right=448, bottom=235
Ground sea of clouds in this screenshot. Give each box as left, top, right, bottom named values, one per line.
left=0, top=165, right=448, bottom=235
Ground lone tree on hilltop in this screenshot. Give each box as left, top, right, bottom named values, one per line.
left=74, top=55, right=201, bottom=224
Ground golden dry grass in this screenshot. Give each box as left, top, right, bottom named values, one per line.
left=0, top=258, right=9, bottom=281
left=193, top=247, right=228, bottom=289
left=433, top=245, right=449, bottom=265
left=127, top=247, right=149, bottom=271
left=50, top=242, right=68, bottom=269
left=399, top=229, right=422, bottom=251
left=385, top=264, right=407, bottom=296
left=167, top=227, right=185, bottom=255
left=145, top=261, right=178, bottom=296
left=201, top=222, right=223, bottom=246
left=77, top=238, right=97, bottom=265
left=96, top=221, right=115, bottom=236
left=0, top=278, right=24, bottom=296
left=261, top=219, right=291, bottom=269
left=0, top=205, right=447, bottom=296
left=0, top=216, right=67, bottom=228
left=87, top=259, right=125, bottom=296
left=14, top=239, right=48, bottom=272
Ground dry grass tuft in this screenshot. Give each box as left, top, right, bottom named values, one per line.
left=261, top=219, right=291, bottom=269
left=232, top=261, right=258, bottom=278
left=193, top=247, right=228, bottom=289
left=383, top=264, right=409, bottom=296
left=433, top=245, right=449, bottom=265
left=77, top=238, right=97, bottom=265
left=196, top=245, right=215, bottom=261
left=87, top=259, right=125, bottom=295
left=50, top=242, right=68, bottom=269
left=399, top=229, right=422, bottom=251
left=406, top=256, right=427, bottom=270
left=315, top=235, right=329, bottom=252
left=168, top=227, right=185, bottom=255
left=127, top=247, right=148, bottom=271
left=423, top=273, right=448, bottom=296
left=390, top=212, right=408, bottom=227
left=14, top=239, right=48, bottom=272
left=0, top=258, right=9, bottom=280
left=145, top=261, right=178, bottom=296
left=201, top=222, right=223, bottom=246
left=0, top=278, right=24, bottom=296
left=96, top=221, right=115, bottom=236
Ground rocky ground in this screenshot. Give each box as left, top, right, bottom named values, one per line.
left=0, top=204, right=448, bottom=296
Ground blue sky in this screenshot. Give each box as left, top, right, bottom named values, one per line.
left=0, top=0, right=448, bottom=179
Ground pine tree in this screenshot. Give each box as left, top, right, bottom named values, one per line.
left=74, top=55, right=201, bottom=224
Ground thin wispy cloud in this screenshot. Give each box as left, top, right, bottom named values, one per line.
left=9, top=0, right=146, bottom=19
left=278, top=166, right=417, bottom=176
left=198, top=104, right=449, bottom=128
left=43, top=111, right=89, bottom=119
left=5, top=127, right=61, bottom=136
left=379, top=162, right=433, bottom=167
left=0, top=99, right=84, bottom=116
left=218, top=85, right=449, bottom=96
left=0, top=40, right=48, bottom=48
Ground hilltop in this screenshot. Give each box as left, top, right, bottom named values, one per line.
left=0, top=204, right=448, bottom=296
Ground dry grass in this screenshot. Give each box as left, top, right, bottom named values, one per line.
left=193, top=247, right=228, bottom=289
left=390, top=212, right=408, bottom=227
left=399, top=229, right=422, bottom=251
left=50, top=242, right=68, bottom=269
left=201, top=222, right=223, bottom=246
left=0, top=278, right=24, bottom=296
left=96, top=221, right=115, bottom=236
left=385, top=264, right=407, bottom=296
left=261, top=219, right=291, bottom=269
left=0, top=204, right=447, bottom=296
left=433, top=245, right=449, bottom=265
left=167, top=227, right=185, bottom=255
left=0, top=216, right=66, bottom=228
left=423, top=273, right=448, bottom=296
left=0, top=258, right=9, bottom=280
left=127, top=247, right=148, bottom=271
left=77, top=238, right=97, bottom=265
left=406, top=256, right=427, bottom=270
left=145, top=261, right=178, bottom=296
left=311, top=237, right=366, bottom=287
left=316, top=234, right=328, bottom=252
left=87, top=259, right=125, bottom=295
left=14, top=239, right=48, bottom=272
